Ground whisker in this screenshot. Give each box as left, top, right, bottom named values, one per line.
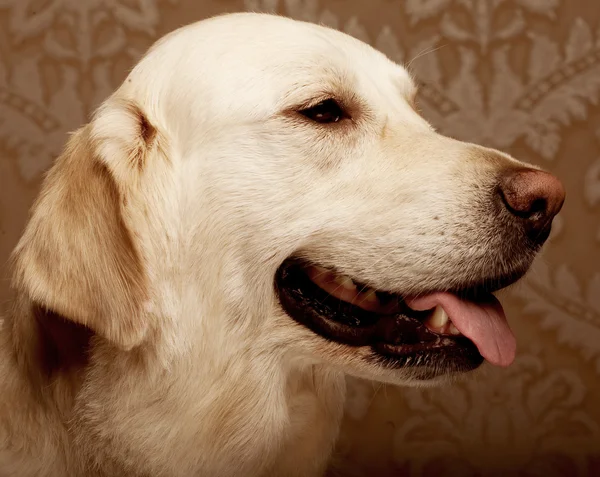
left=406, top=43, right=447, bottom=70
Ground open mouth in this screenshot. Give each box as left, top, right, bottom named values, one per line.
left=275, top=259, right=518, bottom=374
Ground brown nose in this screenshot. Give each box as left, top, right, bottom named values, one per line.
left=499, top=168, right=565, bottom=243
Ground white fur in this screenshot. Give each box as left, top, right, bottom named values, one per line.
left=0, top=13, right=535, bottom=477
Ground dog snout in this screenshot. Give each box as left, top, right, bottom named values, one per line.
left=498, top=168, right=565, bottom=243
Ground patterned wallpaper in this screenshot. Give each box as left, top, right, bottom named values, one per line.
left=1, top=1, right=599, bottom=476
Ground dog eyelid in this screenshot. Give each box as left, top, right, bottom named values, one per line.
left=298, top=98, right=349, bottom=124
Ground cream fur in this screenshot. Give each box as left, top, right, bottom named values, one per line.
left=1, top=12, right=540, bottom=477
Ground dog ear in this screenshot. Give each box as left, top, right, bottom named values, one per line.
left=11, top=99, right=161, bottom=350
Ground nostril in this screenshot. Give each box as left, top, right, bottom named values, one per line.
left=529, top=198, right=547, bottom=217
left=498, top=167, right=565, bottom=241
left=499, top=186, right=546, bottom=220
left=504, top=196, right=547, bottom=220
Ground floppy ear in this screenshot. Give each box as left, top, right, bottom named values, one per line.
left=12, top=99, right=161, bottom=350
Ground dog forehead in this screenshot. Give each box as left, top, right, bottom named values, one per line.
left=124, top=13, right=419, bottom=134
left=163, top=13, right=414, bottom=101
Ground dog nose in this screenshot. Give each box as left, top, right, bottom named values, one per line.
left=499, top=168, right=565, bottom=242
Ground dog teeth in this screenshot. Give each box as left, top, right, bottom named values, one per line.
left=312, top=265, right=329, bottom=277
left=428, top=305, right=449, bottom=328
left=361, top=289, right=378, bottom=303
left=305, top=265, right=386, bottom=312
left=423, top=306, right=463, bottom=336
left=333, top=274, right=356, bottom=291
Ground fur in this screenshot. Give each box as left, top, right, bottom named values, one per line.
left=0, top=13, right=545, bottom=477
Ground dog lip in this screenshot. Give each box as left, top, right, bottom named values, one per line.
left=273, top=258, right=506, bottom=371
left=296, top=258, right=528, bottom=303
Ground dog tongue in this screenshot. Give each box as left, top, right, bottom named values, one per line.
left=405, top=293, right=516, bottom=367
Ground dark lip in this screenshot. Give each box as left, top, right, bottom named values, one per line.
left=313, top=263, right=526, bottom=303
left=274, top=258, right=526, bottom=374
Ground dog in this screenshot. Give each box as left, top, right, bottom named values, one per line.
left=0, top=12, right=565, bottom=477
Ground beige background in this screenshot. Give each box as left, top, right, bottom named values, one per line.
left=1, top=0, right=600, bottom=475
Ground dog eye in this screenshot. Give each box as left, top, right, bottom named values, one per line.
left=299, top=99, right=346, bottom=124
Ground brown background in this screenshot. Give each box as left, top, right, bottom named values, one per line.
left=1, top=0, right=600, bottom=476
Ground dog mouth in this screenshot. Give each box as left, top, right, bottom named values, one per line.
left=275, top=259, right=521, bottom=375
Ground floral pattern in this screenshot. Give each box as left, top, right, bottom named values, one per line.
left=392, top=354, right=599, bottom=476
left=0, top=0, right=177, bottom=62
left=1, top=0, right=599, bottom=475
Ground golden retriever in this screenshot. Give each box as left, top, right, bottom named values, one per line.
left=0, top=12, right=565, bottom=477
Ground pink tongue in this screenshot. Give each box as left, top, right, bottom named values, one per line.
left=405, top=293, right=516, bottom=367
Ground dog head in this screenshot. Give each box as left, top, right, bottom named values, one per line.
left=12, top=13, right=564, bottom=389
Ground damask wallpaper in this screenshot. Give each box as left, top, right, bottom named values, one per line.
left=0, top=0, right=599, bottom=476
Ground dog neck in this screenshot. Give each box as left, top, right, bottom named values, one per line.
left=0, top=297, right=83, bottom=475
left=7, top=296, right=89, bottom=400
left=1, top=294, right=348, bottom=476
